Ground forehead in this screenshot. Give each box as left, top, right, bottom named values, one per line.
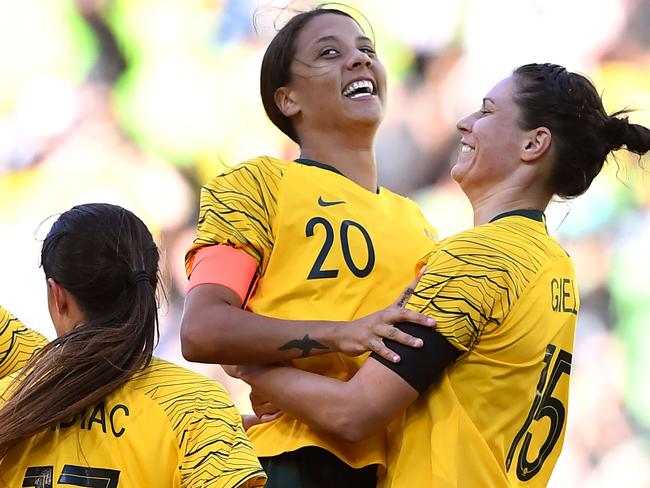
left=295, top=13, right=367, bottom=49
left=485, top=75, right=517, bottom=105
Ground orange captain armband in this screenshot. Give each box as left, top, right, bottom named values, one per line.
left=187, top=245, right=258, bottom=304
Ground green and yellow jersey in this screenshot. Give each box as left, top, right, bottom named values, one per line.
left=0, top=357, right=266, bottom=488
left=381, top=210, right=578, bottom=487
left=186, top=156, right=437, bottom=468
left=0, top=306, right=47, bottom=378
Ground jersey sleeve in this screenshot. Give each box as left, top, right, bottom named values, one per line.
left=185, top=158, right=283, bottom=277
left=405, top=232, right=517, bottom=353
left=178, top=379, right=266, bottom=488
left=0, top=306, right=48, bottom=378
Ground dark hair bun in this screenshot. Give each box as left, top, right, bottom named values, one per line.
left=603, top=116, right=629, bottom=150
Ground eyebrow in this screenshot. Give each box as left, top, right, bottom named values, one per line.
left=483, top=97, right=496, bottom=106
left=313, top=35, right=374, bottom=45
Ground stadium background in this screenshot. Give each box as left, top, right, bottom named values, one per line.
left=0, top=0, right=648, bottom=485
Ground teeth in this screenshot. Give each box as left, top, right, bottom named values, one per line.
left=342, top=79, right=375, bottom=97
left=460, top=144, right=473, bottom=153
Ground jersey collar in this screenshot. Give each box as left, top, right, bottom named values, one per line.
left=295, top=158, right=380, bottom=194
left=295, top=158, right=344, bottom=176
left=489, top=209, right=546, bottom=223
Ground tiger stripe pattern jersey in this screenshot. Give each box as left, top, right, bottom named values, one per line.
left=0, top=306, right=47, bottom=378
left=186, top=156, right=438, bottom=469
left=381, top=211, right=578, bottom=487
left=0, top=357, right=266, bottom=488
left=187, top=158, right=282, bottom=274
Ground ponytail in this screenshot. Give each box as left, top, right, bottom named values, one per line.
left=0, top=204, right=161, bottom=458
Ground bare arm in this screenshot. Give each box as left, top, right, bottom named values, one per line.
left=231, top=324, right=459, bottom=441
left=180, top=279, right=434, bottom=365
left=234, top=359, right=418, bottom=442
left=181, top=283, right=340, bottom=364
left=236, top=358, right=418, bottom=442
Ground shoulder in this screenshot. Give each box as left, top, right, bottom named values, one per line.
left=428, top=226, right=495, bottom=258
left=0, top=306, right=48, bottom=379
left=427, top=218, right=570, bottom=280
left=233, top=155, right=291, bottom=175
left=126, top=358, right=239, bottom=427
left=1, top=305, right=21, bottom=331
left=377, top=187, right=420, bottom=208
left=128, top=357, right=231, bottom=400
left=199, top=157, right=290, bottom=208
left=377, top=188, right=429, bottom=218
left=378, top=189, right=436, bottom=226
left=206, top=156, right=289, bottom=185
left=0, top=306, right=47, bottom=341
left=122, top=359, right=242, bottom=443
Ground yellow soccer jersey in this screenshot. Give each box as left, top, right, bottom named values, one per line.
left=0, top=357, right=266, bottom=488
left=381, top=210, right=578, bottom=487
left=0, top=306, right=47, bottom=378
left=186, top=156, right=437, bottom=468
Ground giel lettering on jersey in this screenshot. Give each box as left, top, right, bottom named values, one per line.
left=550, top=278, right=578, bottom=314
left=53, top=401, right=129, bottom=437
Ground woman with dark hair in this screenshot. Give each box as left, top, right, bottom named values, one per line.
left=180, top=5, right=436, bottom=488
left=225, top=63, right=650, bottom=487
left=0, top=203, right=266, bottom=487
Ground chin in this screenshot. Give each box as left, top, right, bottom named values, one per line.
left=450, top=163, right=465, bottom=184
left=346, top=114, right=382, bottom=133
left=345, top=101, right=384, bottom=122
left=352, top=110, right=384, bottom=126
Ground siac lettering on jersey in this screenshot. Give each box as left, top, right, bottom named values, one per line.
left=54, top=402, right=129, bottom=438
left=550, top=278, right=578, bottom=315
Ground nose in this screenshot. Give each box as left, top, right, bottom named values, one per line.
left=456, top=113, right=475, bottom=134
left=347, top=49, right=373, bottom=70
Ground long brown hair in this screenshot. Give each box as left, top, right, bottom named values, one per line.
left=0, top=203, right=161, bottom=457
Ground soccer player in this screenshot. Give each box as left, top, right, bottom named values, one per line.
left=224, top=63, right=650, bottom=487
left=180, top=6, right=436, bottom=488
left=0, top=203, right=265, bottom=488
left=0, top=307, right=47, bottom=379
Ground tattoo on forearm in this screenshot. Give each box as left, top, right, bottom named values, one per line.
left=397, top=287, right=415, bottom=308
left=279, top=334, right=329, bottom=358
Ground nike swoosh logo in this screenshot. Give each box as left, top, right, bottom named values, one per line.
left=318, top=197, right=346, bottom=207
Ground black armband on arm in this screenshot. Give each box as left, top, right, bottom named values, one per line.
left=370, top=322, right=460, bottom=394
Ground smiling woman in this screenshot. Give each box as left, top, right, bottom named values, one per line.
left=224, top=62, right=650, bottom=488
left=260, top=9, right=386, bottom=154
left=452, top=75, right=552, bottom=221
left=269, top=12, right=386, bottom=151
left=178, top=5, right=437, bottom=488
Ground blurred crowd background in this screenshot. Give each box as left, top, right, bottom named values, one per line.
left=0, top=0, right=648, bottom=485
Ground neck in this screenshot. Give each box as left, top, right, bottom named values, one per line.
left=297, top=130, right=378, bottom=192
left=468, top=183, right=551, bottom=226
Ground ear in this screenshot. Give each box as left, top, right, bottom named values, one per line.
left=521, top=127, right=552, bottom=163
left=47, top=277, right=68, bottom=316
left=274, top=86, right=300, bottom=118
